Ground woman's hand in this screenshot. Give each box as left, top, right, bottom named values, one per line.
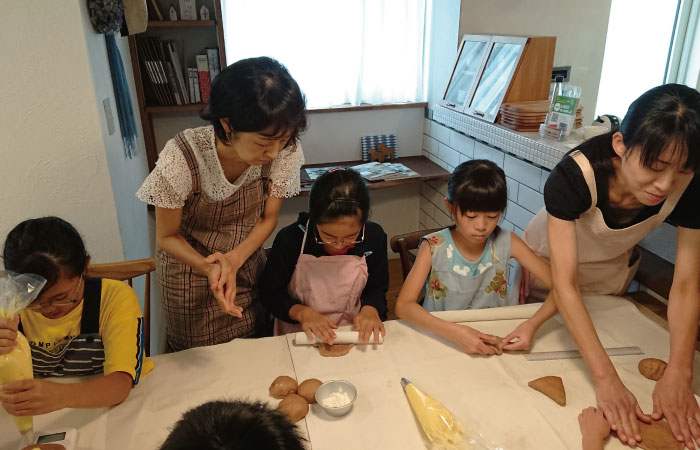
left=652, top=369, right=700, bottom=449
left=449, top=324, right=499, bottom=355
left=595, top=375, right=649, bottom=446
left=203, top=254, right=242, bottom=317
left=502, top=320, right=537, bottom=351
left=0, top=379, right=67, bottom=416
left=353, top=306, right=386, bottom=344
left=297, top=307, right=337, bottom=345
left=0, top=316, right=19, bottom=355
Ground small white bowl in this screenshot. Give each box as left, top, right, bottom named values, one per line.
left=314, top=380, right=357, bottom=417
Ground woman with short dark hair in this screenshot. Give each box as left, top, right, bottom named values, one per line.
left=137, top=57, right=307, bottom=351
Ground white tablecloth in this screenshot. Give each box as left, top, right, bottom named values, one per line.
left=2, top=295, right=699, bottom=450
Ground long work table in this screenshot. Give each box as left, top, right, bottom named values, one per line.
left=2, top=296, right=700, bottom=449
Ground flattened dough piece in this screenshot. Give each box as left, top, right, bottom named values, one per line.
left=528, top=376, right=566, bottom=406
left=316, top=343, right=354, bottom=357
left=486, top=336, right=505, bottom=355
left=278, top=393, right=309, bottom=424
left=638, top=358, right=668, bottom=381
left=614, top=419, right=682, bottom=450
left=21, top=445, right=66, bottom=450
left=269, top=375, right=298, bottom=399
left=298, top=378, right=323, bottom=403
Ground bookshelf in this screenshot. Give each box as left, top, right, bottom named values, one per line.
left=128, top=0, right=226, bottom=171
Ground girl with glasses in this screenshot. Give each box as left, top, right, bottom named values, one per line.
left=0, top=217, right=152, bottom=416
left=260, top=168, right=388, bottom=344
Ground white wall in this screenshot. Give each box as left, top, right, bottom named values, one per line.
left=459, top=0, right=612, bottom=125
left=0, top=2, right=124, bottom=263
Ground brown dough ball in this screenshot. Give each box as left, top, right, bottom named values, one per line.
left=298, top=378, right=323, bottom=403
left=278, top=393, right=309, bottom=423
left=638, top=358, right=668, bottom=381
left=613, top=419, right=683, bottom=450
left=269, top=375, right=298, bottom=399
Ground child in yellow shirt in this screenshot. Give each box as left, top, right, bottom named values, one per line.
left=0, top=217, right=153, bottom=416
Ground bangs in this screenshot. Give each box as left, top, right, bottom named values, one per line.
left=451, top=169, right=507, bottom=213
left=635, top=130, right=698, bottom=173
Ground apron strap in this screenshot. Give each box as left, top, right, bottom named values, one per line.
left=80, top=277, right=102, bottom=335
left=175, top=132, right=203, bottom=193
left=570, top=150, right=598, bottom=212
left=300, top=219, right=311, bottom=258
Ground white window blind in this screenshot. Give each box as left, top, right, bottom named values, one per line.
left=222, top=0, right=428, bottom=109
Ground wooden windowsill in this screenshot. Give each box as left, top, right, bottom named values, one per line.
left=296, top=155, right=449, bottom=197
left=307, top=102, right=428, bottom=114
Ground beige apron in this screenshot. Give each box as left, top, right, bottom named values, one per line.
left=523, top=150, right=690, bottom=298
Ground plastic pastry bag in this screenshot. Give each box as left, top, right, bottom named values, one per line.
left=0, top=271, right=46, bottom=443
left=401, top=378, right=504, bottom=450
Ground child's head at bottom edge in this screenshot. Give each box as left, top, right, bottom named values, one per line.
left=159, top=399, right=307, bottom=450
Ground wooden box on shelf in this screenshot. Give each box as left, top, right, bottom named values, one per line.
left=128, top=0, right=226, bottom=171
left=441, top=34, right=556, bottom=123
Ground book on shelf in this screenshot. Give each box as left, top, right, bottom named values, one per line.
left=195, top=54, right=212, bottom=103
left=301, top=166, right=344, bottom=187
left=137, top=37, right=173, bottom=105
left=206, top=48, right=220, bottom=82
left=166, top=41, right=190, bottom=103
left=351, top=162, right=419, bottom=182
left=188, top=68, right=195, bottom=104
left=192, top=69, right=202, bottom=103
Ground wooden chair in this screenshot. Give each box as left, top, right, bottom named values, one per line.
left=389, top=228, right=442, bottom=280
left=86, top=258, right=156, bottom=356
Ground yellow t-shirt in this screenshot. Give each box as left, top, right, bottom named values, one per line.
left=20, top=278, right=154, bottom=383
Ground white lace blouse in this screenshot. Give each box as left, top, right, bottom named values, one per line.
left=136, top=126, right=304, bottom=208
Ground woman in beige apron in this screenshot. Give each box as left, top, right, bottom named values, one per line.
left=260, top=169, right=388, bottom=345
left=508, top=84, right=700, bottom=447
left=137, top=57, right=307, bottom=351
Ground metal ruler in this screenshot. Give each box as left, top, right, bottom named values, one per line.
left=524, top=346, right=644, bottom=361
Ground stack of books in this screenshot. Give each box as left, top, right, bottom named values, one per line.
left=352, top=162, right=419, bottom=182
left=136, top=37, right=220, bottom=106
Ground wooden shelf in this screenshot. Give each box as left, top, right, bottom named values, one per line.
left=145, top=104, right=206, bottom=113
left=147, top=20, right=216, bottom=27
left=297, top=156, right=450, bottom=197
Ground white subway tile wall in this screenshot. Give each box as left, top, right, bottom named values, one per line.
left=450, top=130, right=475, bottom=158
left=504, top=155, right=541, bottom=191
left=474, top=142, right=505, bottom=167
left=506, top=201, right=535, bottom=231
left=506, top=177, right=519, bottom=202
left=438, top=142, right=461, bottom=168
left=517, top=185, right=545, bottom=215
left=430, top=122, right=451, bottom=145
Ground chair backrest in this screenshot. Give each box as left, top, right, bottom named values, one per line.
left=85, top=258, right=156, bottom=356
left=389, top=228, right=442, bottom=280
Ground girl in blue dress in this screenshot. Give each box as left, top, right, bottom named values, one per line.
left=395, top=160, right=553, bottom=355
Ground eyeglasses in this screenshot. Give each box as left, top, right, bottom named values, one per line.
left=26, top=276, right=83, bottom=310
left=315, top=225, right=365, bottom=246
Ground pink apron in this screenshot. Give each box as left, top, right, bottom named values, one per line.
left=274, top=221, right=369, bottom=336
left=523, top=150, right=691, bottom=299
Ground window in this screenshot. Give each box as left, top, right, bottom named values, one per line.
left=595, top=0, right=683, bottom=118
left=221, top=0, right=428, bottom=109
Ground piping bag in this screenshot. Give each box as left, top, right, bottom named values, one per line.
left=0, top=271, right=46, bottom=447
left=401, top=378, right=504, bottom=450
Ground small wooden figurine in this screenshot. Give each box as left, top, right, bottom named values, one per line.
left=368, top=143, right=395, bottom=163
left=200, top=5, right=209, bottom=20
left=168, top=4, right=178, bottom=20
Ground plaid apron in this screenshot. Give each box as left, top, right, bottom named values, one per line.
left=157, top=132, right=270, bottom=351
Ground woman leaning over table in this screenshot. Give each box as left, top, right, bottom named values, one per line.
left=504, top=84, right=700, bottom=448
left=137, top=57, right=307, bottom=351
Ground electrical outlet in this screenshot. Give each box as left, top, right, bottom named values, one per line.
left=551, top=66, right=571, bottom=82
left=103, top=98, right=115, bottom=136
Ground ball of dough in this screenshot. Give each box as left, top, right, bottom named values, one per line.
left=638, top=358, right=668, bottom=381
left=269, top=375, right=298, bottom=399
left=278, top=393, right=309, bottom=423
left=298, top=378, right=323, bottom=403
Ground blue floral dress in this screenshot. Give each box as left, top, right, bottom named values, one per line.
left=422, top=226, right=513, bottom=311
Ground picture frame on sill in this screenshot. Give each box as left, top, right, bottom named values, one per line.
left=179, top=0, right=197, bottom=20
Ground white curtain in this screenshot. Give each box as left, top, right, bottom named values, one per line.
left=222, top=0, right=427, bottom=108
